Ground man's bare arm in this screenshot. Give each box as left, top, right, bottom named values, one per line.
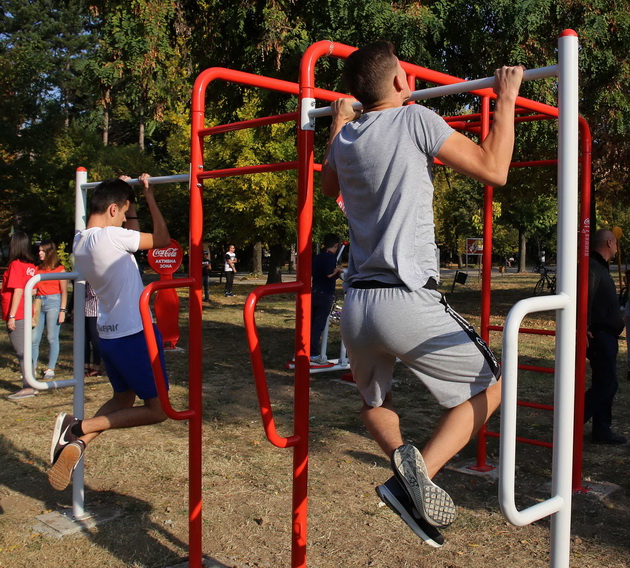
left=135, top=173, right=170, bottom=250
left=321, top=98, right=360, bottom=198
left=437, top=65, right=524, bottom=187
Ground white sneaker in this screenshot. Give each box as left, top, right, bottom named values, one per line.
left=43, top=369, right=55, bottom=380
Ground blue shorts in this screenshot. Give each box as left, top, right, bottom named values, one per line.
left=100, top=325, right=169, bottom=400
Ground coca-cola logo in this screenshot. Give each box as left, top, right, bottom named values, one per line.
left=148, top=239, right=183, bottom=275
left=151, top=247, right=178, bottom=258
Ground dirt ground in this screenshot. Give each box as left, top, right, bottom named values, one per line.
left=0, top=271, right=628, bottom=568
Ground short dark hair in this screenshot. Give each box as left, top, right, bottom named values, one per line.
left=342, top=41, right=398, bottom=105
left=323, top=233, right=340, bottom=249
left=591, top=228, right=614, bottom=249
left=90, top=178, right=135, bottom=215
left=9, top=231, right=34, bottom=263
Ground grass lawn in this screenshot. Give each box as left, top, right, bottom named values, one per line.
left=0, top=270, right=628, bottom=568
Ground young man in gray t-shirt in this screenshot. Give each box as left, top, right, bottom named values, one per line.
left=322, top=41, right=523, bottom=545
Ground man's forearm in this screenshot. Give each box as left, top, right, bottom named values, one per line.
left=145, top=192, right=170, bottom=247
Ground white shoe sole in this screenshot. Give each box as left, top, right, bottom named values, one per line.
left=392, top=444, right=456, bottom=527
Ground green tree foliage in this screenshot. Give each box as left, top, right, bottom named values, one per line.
left=0, top=0, right=627, bottom=273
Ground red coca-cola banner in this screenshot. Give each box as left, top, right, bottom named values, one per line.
left=148, top=239, right=183, bottom=275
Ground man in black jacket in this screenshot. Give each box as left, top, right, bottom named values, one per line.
left=584, top=228, right=627, bottom=444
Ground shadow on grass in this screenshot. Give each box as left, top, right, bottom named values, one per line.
left=0, top=433, right=231, bottom=568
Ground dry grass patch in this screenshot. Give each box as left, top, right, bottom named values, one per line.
left=0, top=272, right=628, bottom=567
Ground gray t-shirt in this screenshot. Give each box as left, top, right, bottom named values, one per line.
left=328, top=104, right=454, bottom=292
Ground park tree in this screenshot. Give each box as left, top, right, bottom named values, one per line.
left=0, top=0, right=95, bottom=244
left=83, top=0, right=191, bottom=152
left=426, top=0, right=629, bottom=257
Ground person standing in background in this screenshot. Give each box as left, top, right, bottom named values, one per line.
left=224, top=244, right=237, bottom=297
left=584, top=228, right=627, bottom=444
left=2, top=231, right=37, bottom=399
left=202, top=251, right=211, bottom=301
left=310, top=234, right=342, bottom=364
left=32, top=241, right=68, bottom=380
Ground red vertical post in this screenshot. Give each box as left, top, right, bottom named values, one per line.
left=294, top=42, right=356, bottom=566
left=474, top=96, right=495, bottom=471
left=186, top=71, right=207, bottom=568
left=572, top=118, right=592, bottom=492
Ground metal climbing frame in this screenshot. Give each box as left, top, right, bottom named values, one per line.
left=170, top=30, right=580, bottom=568
left=298, top=31, right=581, bottom=568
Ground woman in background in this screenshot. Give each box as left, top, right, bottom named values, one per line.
left=2, top=232, right=37, bottom=399
left=32, top=240, right=68, bottom=380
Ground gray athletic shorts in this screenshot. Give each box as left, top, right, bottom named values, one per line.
left=340, top=286, right=500, bottom=409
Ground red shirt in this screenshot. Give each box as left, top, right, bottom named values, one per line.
left=1, top=260, right=37, bottom=321
left=34, top=265, right=66, bottom=296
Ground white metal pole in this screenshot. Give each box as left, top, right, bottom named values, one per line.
left=550, top=30, right=579, bottom=568
left=73, top=167, right=89, bottom=519
left=80, top=173, right=189, bottom=190
left=75, top=168, right=88, bottom=234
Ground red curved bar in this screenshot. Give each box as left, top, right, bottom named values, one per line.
left=140, top=279, right=196, bottom=420
left=243, top=282, right=303, bottom=448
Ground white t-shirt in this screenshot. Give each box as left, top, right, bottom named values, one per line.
left=73, top=226, right=143, bottom=339
left=224, top=251, right=236, bottom=272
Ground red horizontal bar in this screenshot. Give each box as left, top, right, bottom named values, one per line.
left=198, top=161, right=299, bottom=179
left=510, top=160, right=557, bottom=168
left=488, top=325, right=556, bottom=336
left=518, top=364, right=554, bottom=374
left=199, top=112, right=298, bottom=137
left=518, top=400, right=554, bottom=411
left=485, top=430, right=553, bottom=449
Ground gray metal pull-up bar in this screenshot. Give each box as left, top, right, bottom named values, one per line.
left=306, top=65, right=558, bottom=120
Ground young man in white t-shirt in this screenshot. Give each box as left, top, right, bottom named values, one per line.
left=48, top=173, right=171, bottom=491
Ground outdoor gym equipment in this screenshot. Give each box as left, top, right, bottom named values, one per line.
left=246, top=30, right=582, bottom=568
left=48, top=30, right=585, bottom=568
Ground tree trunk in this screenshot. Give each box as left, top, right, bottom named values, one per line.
left=266, top=244, right=284, bottom=284
left=252, top=242, right=263, bottom=275
left=103, top=88, right=110, bottom=146
left=518, top=229, right=527, bottom=273
left=139, top=118, right=145, bottom=152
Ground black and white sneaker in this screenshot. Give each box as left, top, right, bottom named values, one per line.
left=392, top=444, right=456, bottom=528
left=376, top=476, right=445, bottom=547
left=48, top=440, right=86, bottom=491
left=50, top=412, right=80, bottom=464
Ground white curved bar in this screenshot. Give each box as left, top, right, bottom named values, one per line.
left=23, top=272, right=80, bottom=390
left=499, top=294, right=569, bottom=526
left=81, top=173, right=190, bottom=190
left=308, top=65, right=559, bottom=118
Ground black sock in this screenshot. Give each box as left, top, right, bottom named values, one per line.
left=71, top=420, right=84, bottom=437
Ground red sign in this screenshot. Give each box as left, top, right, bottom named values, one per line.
left=466, top=238, right=484, bottom=255
left=148, top=239, right=183, bottom=275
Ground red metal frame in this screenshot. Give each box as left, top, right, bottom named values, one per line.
left=145, top=40, right=591, bottom=568
left=472, top=114, right=592, bottom=494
